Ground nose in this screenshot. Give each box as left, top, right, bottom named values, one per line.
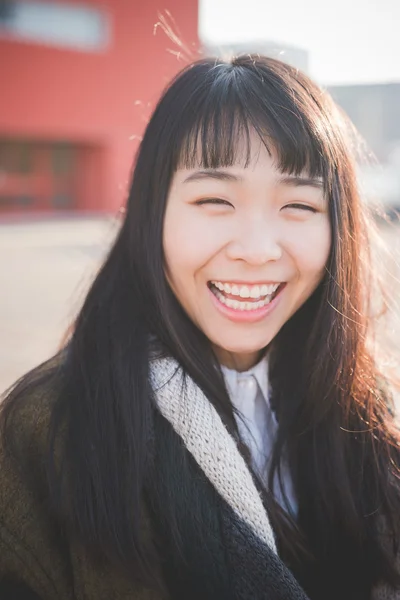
left=226, top=217, right=283, bottom=266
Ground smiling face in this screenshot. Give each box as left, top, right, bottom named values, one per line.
left=163, top=136, right=331, bottom=371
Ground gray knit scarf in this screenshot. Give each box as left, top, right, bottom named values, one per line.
left=149, top=356, right=310, bottom=600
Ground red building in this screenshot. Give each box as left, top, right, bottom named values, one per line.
left=0, top=0, right=198, bottom=214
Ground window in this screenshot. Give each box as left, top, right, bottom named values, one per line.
left=0, top=138, right=79, bottom=211
left=0, top=140, right=33, bottom=174
left=51, top=143, right=75, bottom=175
left=0, top=0, right=109, bottom=51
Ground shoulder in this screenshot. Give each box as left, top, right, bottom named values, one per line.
left=0, top=355, right=168, bottom=600
left=0, top=354, right=62, bottom=469
left=0, top=355, right=70, bottom=598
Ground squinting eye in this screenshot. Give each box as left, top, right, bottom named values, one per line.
left=283, top=203, right=317, bottom=213
left=195, top=198, right=233, bottom=207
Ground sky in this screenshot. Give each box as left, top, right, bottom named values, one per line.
left=199, top=0, right=400, bottom=86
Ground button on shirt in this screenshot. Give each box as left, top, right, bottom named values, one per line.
left=221, top=356, right=296, bottom=515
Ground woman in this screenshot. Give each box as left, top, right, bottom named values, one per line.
left=1, top=55, right=399, bottom=600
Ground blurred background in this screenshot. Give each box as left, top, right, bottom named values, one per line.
left=1, top=0, right=399, bottom=392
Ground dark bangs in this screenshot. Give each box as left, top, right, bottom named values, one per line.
left=164, top=55, right=341, bottom=193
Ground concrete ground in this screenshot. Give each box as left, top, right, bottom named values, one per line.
left=0, top=215, right=120, bottom=393
left=1, top=215, right=400, bottom=395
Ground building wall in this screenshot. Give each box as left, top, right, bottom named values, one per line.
left=329, top=83, right=400, bottom=162
left=329, top=82, right=400, bottom=208
left=0, top=0, right=199, bottom=213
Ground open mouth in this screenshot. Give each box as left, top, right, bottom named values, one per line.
left=208, top=280, right=285, bottom=312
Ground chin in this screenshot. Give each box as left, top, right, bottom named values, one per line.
left=213, top=338, right=270, bottom=357
left=227, top=344, right=265, bottom=355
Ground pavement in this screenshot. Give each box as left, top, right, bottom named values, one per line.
left=0, top=215, right=119, bottom=393
left=1, top=215, right=400, bottom=396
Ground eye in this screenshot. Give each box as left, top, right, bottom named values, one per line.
left=194, top=198, right=233, bottom=207
left=283, top=203, right=317, bottom=213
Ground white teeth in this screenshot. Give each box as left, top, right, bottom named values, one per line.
left=214, top=289, right=274, bottom=311
left=225, top=298, right=238, bottom=309
left=211, top=281, right=282, bottom=315
left=239, top=286, right=250, bottom=298
left=211, top=281, right=281, bottom=299
left=218, top=292, right=227, bottom=304
left=250, top=285, right=260, bottom=299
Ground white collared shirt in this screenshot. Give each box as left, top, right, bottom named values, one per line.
left=221, top=357, right=297, bottom=515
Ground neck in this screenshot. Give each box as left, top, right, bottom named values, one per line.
left=213, top=347, right=266, bottom=372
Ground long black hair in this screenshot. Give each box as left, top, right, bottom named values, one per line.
left=2, top=55, right=400, bottom=599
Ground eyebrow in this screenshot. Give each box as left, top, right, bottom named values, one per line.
left=277, top=175, right=324, bottom=189
left=183, top=170, right=242, bottom=184
left=182, top=169, right=323, bottom=189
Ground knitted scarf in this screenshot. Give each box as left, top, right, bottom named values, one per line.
left=148, top=356, right=310, bottom=600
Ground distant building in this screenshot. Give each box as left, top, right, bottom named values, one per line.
left=204, top=40, right=309, bottom=73
left=0, top=0, right=198, bottom=215
left=329, top=82, right=400, bottom=208
left=329, top=82, right=400, bottom=163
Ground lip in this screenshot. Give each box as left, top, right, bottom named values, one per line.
left=208, top=283, right=286, bottom=323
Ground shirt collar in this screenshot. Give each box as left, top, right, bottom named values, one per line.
left=221, top=354, right=269, bottom=403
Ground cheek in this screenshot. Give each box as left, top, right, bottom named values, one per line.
left=289, top=220, right=331, bottom=282
left=163, top=208, right=218, bottom=293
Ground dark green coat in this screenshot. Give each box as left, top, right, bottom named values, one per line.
left=0, top=388, right=166, bottom=600
left=0, top=384, right=398, bottom=600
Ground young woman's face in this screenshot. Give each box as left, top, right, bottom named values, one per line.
left=163, top=136, right=331, bottom=371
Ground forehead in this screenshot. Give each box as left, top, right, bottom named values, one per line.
left=173, top=149, right=274, bottom=187
left=177, top=128, right=270, bottom=170
left=173, top=134, right=324, bottom=190
left=173, top=120, right=327, bottom=185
